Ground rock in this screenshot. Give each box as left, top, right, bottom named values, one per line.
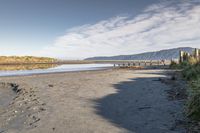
left=32, top=116, right=37, bottom=120
left=48, top=84, right=54, bottom=87
left=39, top=107, right=46, bottom=111
left=10, top=83, right=21, bottom=93
left=41, top=103, right=46, bottom=106
left=171, top=75, right=176, bottom=80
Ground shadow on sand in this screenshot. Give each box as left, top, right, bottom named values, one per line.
left=93, top=72, right=185, bottom=133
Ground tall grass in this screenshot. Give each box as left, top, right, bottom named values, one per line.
left=171, top=59, right=200, bottom=120
left=185, top=63, right=200, bottom=121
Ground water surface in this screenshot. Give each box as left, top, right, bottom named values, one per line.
left=0, top=64, right=113, bottom=77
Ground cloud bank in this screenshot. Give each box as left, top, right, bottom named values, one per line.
left=38, top=0, right=200, bottom=59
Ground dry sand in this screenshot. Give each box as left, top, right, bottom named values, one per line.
left=0, top=69, right=186, bottom=133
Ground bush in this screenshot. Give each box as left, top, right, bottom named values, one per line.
left=185, top=63, right=200, bottom=121
left=180, top=61, right=190, bottom=68
left=190, top=78, right=200, bottom=94
left=183, top=66, right=197, bottom=80
left=169, top=60, right=178, bottom=69
left=187, top=92, right=200, bottom=120
left=182, top=63, right=200, bottom=81
left=170, top=58, right=200, bottom=121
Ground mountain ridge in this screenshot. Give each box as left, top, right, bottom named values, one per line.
left=85, top=47, right=195, bottom=60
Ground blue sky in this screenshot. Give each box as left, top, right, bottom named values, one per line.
left=0, top=0, right=200, bottom=59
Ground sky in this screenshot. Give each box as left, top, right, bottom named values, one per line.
left=0, top=0, right=200, bottom=59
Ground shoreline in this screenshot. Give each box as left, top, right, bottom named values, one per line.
left=0, top=61, right=95, bottom=65
left=0, top=69, right=186, bottom=133
left=0, top=67, right=113, bottom=78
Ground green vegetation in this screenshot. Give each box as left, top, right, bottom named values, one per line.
left=170, top=58, right=200, bottom=120
left=0, top=56, right=57, bottom=64
left=184, top=63, right=200, bottom=120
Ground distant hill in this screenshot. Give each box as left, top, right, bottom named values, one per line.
left=85, top=47, right=195, bottom=60
left=0, top=56, right=57, bottom=64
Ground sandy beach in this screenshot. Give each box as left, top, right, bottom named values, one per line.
left=0, top=69, right=186, bottom=133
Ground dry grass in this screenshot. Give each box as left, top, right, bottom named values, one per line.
left=0, top=56, right=57, bottom=64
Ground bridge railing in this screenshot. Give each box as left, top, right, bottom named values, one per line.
left=113, top=60, right=171, bottom=68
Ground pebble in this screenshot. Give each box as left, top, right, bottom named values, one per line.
left=39, top=107, right=46, bottom=111
left=48, top=84, right=54, bottom=87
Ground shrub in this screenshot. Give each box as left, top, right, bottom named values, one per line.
left=185, top=64, right=200, bottom=121
left=180, top=61, right=190, bottom=69
left=190, top=78, right=200, bottom=94
left=187, top=92, right=200, bottom=120
left=169, top=60, right=178, bottom=69
left=182, top=63, right=200, bottom=81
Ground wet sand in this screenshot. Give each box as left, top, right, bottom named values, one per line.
left=0, top=69, right=186, bottom=133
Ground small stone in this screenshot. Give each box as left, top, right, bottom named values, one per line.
left=175, top=92, right=180, bottom=96
left=48, top=84, right=54, bottom=87
left=39, top=107, right=46, bottom=111
left=33, top=107, right=38, bottom=110
left=171, top=76, right=176, bottom=80
left=41, top=103, right=46, bottom=106
left=32, top=116, right=37, bottom=120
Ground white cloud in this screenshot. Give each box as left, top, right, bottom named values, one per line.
left=37, top=0, right=200, bottom=59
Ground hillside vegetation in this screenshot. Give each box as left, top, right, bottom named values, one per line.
left=0, top=56, right=57, bottom=64
left=170, top=58, right=200, bottom=121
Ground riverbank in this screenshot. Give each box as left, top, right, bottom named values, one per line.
left=0, top=69, right=186, bottom=133
left=0, top=64, right=113, bottom=77
left=170, top=61, right=200, bottom=132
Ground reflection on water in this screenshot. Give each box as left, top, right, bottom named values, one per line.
left=0, top=64, right=58, bottom=71
left=0, top=64, right=113, bottom=76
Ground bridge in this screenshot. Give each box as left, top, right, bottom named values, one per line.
left=110, top=60, right=172, bottom=68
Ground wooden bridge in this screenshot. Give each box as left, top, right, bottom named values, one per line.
left=112, top=60, right=172, bottom=68
left=112, top=48, right=199, bottom=68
